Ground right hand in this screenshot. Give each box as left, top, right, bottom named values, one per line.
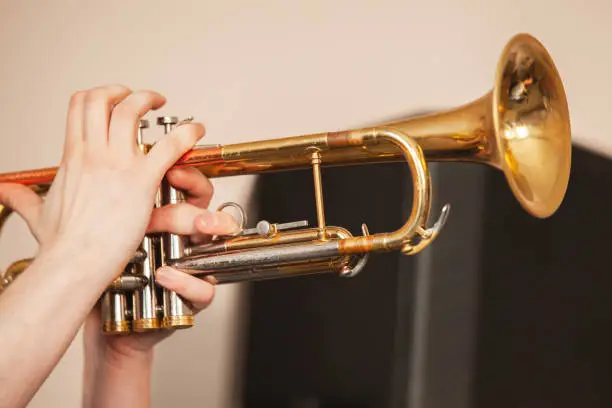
left=0, top=85, right=206, bottom=282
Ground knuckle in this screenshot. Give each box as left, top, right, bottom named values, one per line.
left=169, top=133, right=191, bottom=156
left=179, top=122, right=205, bottom=141
left=108, top=84, right=131, bottom=93
left=111, top=102, right=136, bottom=122
left=68, top=91, right=86, bottom=108
left=0, top=185, right=17, bottom=206
left=137, top=89, right=160, bottom=101
left=0, top=192, right=14, bottom=209
left=84, top=88, right=109, bottom=107
left=121, top=90, right=161, bottom=113
left=115, top=90, right=156, bottom=115
left=102, top=84, right=132, bottom=99
left=83, top=85, right=131, bottom=108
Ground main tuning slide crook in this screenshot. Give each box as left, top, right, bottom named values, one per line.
left=401, top=203, right=451, bottom=255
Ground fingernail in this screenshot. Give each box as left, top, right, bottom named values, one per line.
left=197, top=213, right=241, bottom=235
left=196, top=212, right=216, bottom=229
left=196, top=215, right=207, bottom=230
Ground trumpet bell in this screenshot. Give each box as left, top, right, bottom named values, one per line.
left=492, top=33, right=571, bottom=218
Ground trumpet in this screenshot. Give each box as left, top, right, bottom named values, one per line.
left=0, top=33, right=571, bottom=334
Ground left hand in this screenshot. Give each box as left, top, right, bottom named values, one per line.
left=83, top=166, right=240, bottom=365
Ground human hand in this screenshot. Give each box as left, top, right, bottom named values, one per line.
left=0, top=85, right=207, bottom=286
left=0, top=85, right=241, bottom=408
left=83, top=166, right=239, bottom=364
left=79, top=165, right=239, bottom=408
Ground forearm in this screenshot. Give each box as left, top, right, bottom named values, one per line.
left=0, top=243, right=117, bottom=408
left=83, top=347, right=152, bottom=408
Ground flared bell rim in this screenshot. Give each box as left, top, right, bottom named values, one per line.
left=492, top=33, right=572, bottom=219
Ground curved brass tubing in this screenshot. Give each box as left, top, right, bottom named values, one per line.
left=0, top=33, right=572, bottom=335
left=325, top=127, right=447, bottom=255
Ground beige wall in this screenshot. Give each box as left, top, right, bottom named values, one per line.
left=0, top=1, right=610, bottom=407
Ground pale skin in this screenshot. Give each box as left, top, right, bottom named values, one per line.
left=0, top=85, right=238, bottom=408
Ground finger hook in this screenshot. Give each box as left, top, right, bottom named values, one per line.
left=340, top=223, right=371, bottom=278
left=402, top=204, right=451, bottom=255
left=216, top=202, right=247, bottom=236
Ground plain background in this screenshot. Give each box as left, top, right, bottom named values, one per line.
left=0, top=1, right=610, bottom=407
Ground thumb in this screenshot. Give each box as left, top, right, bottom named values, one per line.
left=0, top=184, right=43, bottom=239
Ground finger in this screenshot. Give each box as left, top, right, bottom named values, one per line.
left=147, top=203, right=240, bottom=236
left=166, top=167, right=214, bottom=209
left=147, top=203, right=199, bottom=235
left=62, top=90, right=86, bottom=162
left=155, top=267, right=214, bottom=311
left=194, top=210, right=240, bottom=236
left=145, top=122, right=205, bottom=181
left=83, top=84, right=132, bottom=153
left=107, top=90, right=166, bottom=155
left=0, top=184, right=43, bottom=239
left=38, top=166, right=66, bottom=234
left=189, top=211, right=240, bottom=245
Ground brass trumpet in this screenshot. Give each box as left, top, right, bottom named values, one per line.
left=0, top=33, right=571, bottom=334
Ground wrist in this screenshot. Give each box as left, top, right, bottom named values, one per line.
left=83, top=344, right=153, bottom=408
left=36, top=239, right=123, bottom=286
left=85, top=344, right=153, bottom=389
left=103, top=345, right=153, bottom=373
